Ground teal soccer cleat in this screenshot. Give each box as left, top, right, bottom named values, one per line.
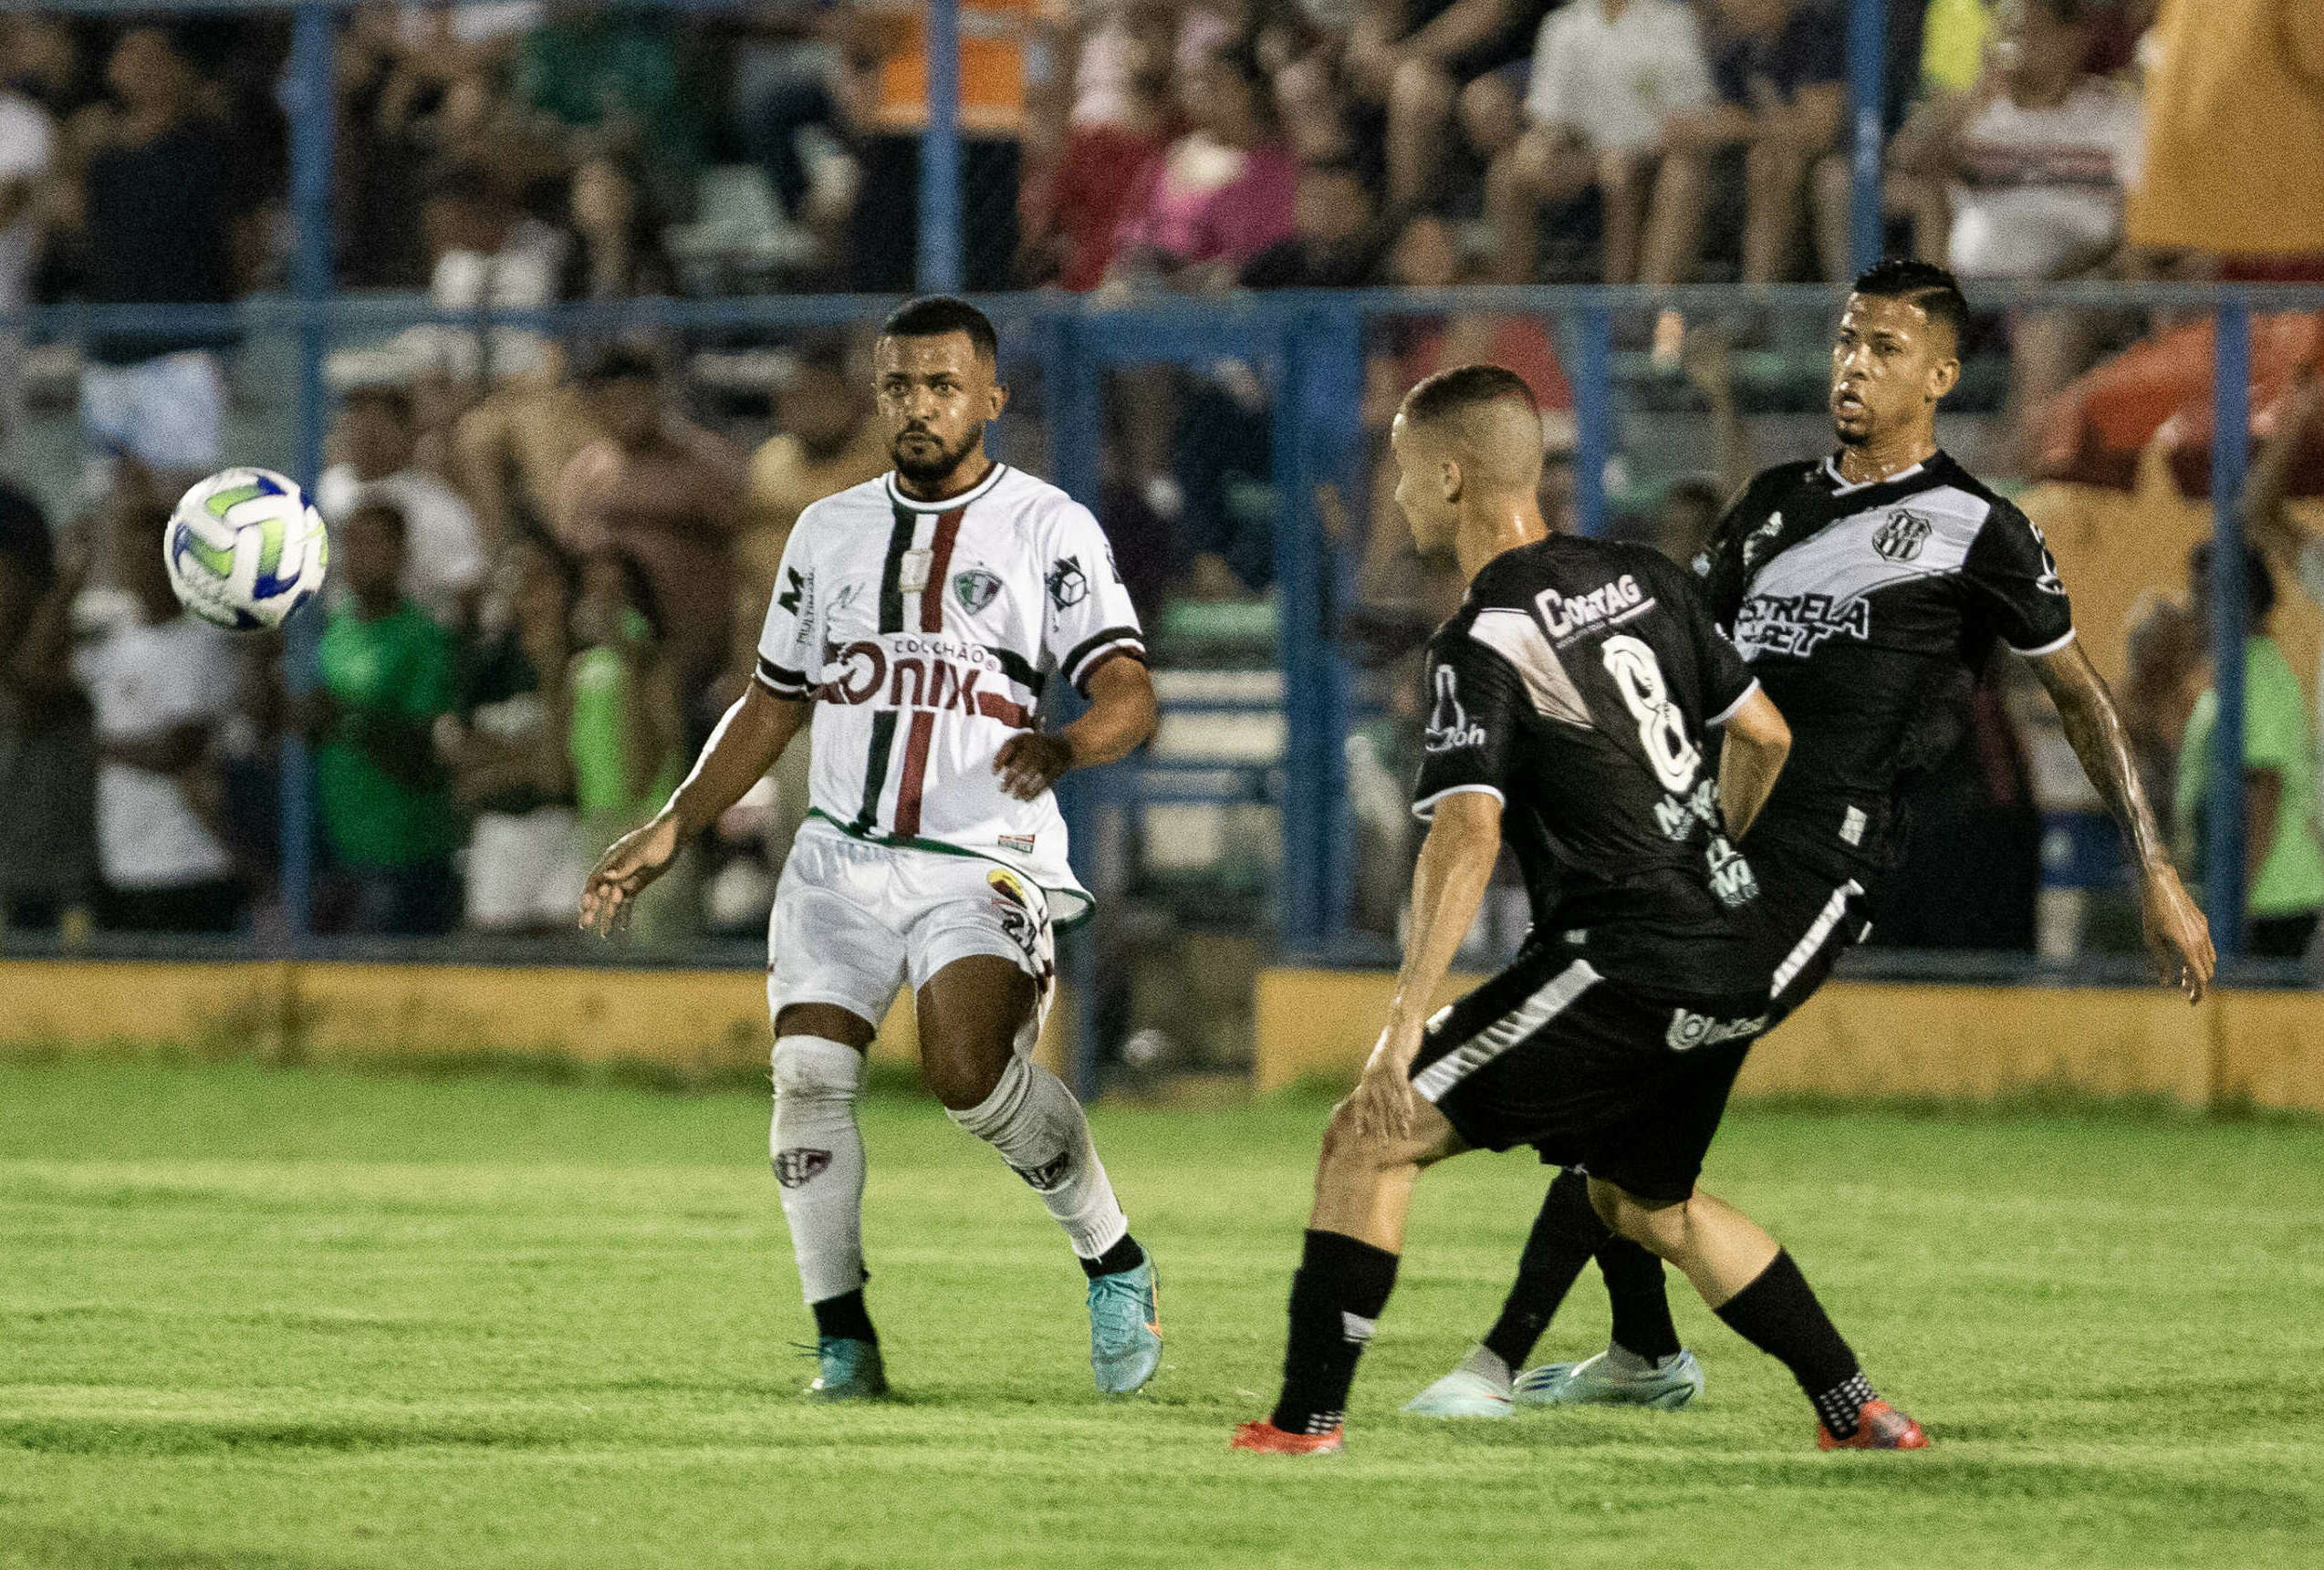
left=1514, top=1348, right=1704, bottom=1410
left=808, top=1336, right=889, bottom=1401
left=1087, top=1259, right=1162, bottom=1396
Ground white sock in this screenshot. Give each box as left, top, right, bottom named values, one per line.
left=945, top=1054, right=1130, bottom=1262
left=771, top=1035, right=868, bottom=1305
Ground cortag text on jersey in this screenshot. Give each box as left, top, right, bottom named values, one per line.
left=1535, top=574, right=1649, bottom=640
left=1734, top=590, right=1872, bottom=658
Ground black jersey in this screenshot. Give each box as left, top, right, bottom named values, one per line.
left=1412, top=535, right=1765, bottom=993
left=1693, top=452, right=2074, bottom=876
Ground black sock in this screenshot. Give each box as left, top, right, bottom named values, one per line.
left=1599, top=1234, right=1682, bottom=1363
left=1079, top=1233, right=1146, bottom=1280
left=811, top=1288, right=878, bottom=1346
left=1270, top=1229, right=1399, bottom=1435
left=1480, top=1169, right=1600, bottom=1369
left=1713, top=1250, right=1874, bottom=1437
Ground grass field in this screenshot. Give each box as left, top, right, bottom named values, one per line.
left=5, top=1058, right=2324, bottom=1569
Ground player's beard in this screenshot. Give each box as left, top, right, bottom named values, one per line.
left=891, top=424, right=983, bottom=487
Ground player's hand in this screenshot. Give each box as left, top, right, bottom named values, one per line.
left=2139, top=863, right=2215, bottom=1003
left=1350, top=1020, right=1423, bottom=1140
left=994, top=733, right=1075, bottom=802
left=579, top=815, right=682, bottom=936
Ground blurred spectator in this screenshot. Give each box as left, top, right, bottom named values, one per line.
left=0, top=19, right=55, bottom=451
left=1342, top=0, right=1551, bottom=212
left=553, top=348, right=745, bottom=709
left=2244, top=368, right=2324, bottom=826
left=299, top=501, right=464, bottom=937
left=566, top=153, right=672, bottom=301
left=516, top=3, right=701, bottom=218
left=413, top=161, right=568, bottom=381
left=2175, top=542, right=2324, bottom=960
left=450, top=360, right=608, bottom=545
left=1109, top=41, right=1297, bottom=292
left=0, top=476, right=96, bottom=931
left=1483, top=0, right=1712, bottom=285
left=731, top=4, right=846, bottom=229
left=845, top=0, right=1033, bottom=291
left=69, top=493, right=245, bottom=933
left=1920, top=0, right=1998, bottom=98
left=317, top=384, right=488, bottom=630
left=2126, top=0, right=2324, bottom=278
left=1028, top=1, right=1174, bottom=290
left=441, top=531, right=586, bottom=936
left=60, top=27, right=238, bottom=493
left=568, top=550, right=693, bottom=944
left=1240, top=156, right=1385, bottom=287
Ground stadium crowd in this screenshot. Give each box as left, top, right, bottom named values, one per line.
left=0, top=1, right=2319, bottom=957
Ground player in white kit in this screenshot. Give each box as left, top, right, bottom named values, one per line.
left=581, top=297, right=1164, bottom=1399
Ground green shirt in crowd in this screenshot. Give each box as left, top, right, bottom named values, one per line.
left=316, top=601, right=463, bottom=868
left=568, top=642, right=680, bottom=823
left=2175, top=635, right=2324, bottom=920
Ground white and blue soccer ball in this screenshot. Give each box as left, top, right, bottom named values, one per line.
left=164, top=467, right=329, bottom=631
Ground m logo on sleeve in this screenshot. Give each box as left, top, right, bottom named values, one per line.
left=777, top=567, right=808, bottom=616
left=1423, top=663, right=1485, bottom=753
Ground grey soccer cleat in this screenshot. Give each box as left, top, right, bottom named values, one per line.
left=1515, top=1348, right=1704, bottom=1409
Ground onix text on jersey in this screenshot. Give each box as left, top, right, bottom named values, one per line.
left=1733, top=590, right=1873, bottom=659
left=814, top=634, right=1030, bottom=726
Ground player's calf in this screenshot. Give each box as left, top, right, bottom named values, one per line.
left=772, top=1033, right=885, bottom=1395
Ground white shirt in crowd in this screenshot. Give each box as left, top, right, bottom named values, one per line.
left=754, top=463, right=1145, bottom=920
left=315, top=462, right=488, bottom=625
left=1524, top=0, right=1712, bottom=154
left=70, top=614, right=238, bottom=891
left=1949, top=77, right=2142, bottom=279
left=0, top=88, right=53, bottom=315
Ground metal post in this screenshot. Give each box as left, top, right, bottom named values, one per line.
left=1847, top=0, right=1889, bottom=276
left=1272, top=319, right=1323, bottom=951
left=919, top=0, right=964, bottom=293
left=1574, top=305, right=1612, bottom=537
left=1308, top=310, right=1362, bottom=943
left=2204, top=303, right=2252, bottom=961
left=281, top=1, right=336, bottom=942
left=1044, top=310, right=1104, bottom=1098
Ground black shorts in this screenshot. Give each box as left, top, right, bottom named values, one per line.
left=1753, top=852, right=1878, bottom=1025
left=1408, top=947, right=1772, bottom=1204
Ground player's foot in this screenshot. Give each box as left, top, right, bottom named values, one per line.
left=1087, top=1257, right=1162, bottom=1396
left=1514, top=1348, right=1704, bottom=1410
left=1817, top=1398, right=1927, bottom=1450
left=807, top=1336, right=888, bottom=1401
left=1404, top=1349, right=1515, bottom=1419
left=1230, top=1419, right=1344, bottom=1455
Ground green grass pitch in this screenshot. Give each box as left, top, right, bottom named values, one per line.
left=5, top=1057, right=2324, bottom=1569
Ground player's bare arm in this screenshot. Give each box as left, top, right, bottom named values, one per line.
left=992, top=655, right=1157, bottom=801
left=1353, top=788, right=1502, bottom=1142
left=1715, top=689, right=1791, bottom=841
left=578, top=685, right=808, bottom=934
left=2027, top=641, right=2215, bottom=1000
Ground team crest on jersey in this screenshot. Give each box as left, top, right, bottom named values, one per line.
left=773, top=1148, right=832, bottom=1188
left=954, top=568, right=1003, bottom=614
left=1422, top=663, right=1485, bottom=753
left=1871, top=509, right=1933, bottom=563
left=1046, top=556, right=1089, bottom=608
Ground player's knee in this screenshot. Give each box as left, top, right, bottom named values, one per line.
left=773, top=1035, right=865, bottom=1106
left=920, top=1035, right=1012, bottom=1110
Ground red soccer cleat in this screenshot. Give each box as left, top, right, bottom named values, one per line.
left=1231, top=1419, right=1344, bottom=1455
left=1818, top=1398, right=1928, bottom=1450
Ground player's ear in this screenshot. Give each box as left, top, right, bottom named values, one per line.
left=985, top=376, right=1008, bottom=421
left=1927, top=351, right=1960, bottom=402
left=1439, top=456, right=1464, bottom=505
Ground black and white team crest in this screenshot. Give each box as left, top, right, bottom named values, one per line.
left=1423, top=663, right=1485, bottom=753
left=774, top=1148, right=832, bottom=1188
left=954, top=567, right=1002, bottom=613
left=1046, top=556, right=1088, bottom=608
left=1871, top=509, right=1933, bottom=563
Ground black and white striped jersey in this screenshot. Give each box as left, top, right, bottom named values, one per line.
left=1693, top=451, right=2074, bottom=873
left=753, top=463, right=1145, bottom=917
left=1412, top=535, right=1767, bottom=993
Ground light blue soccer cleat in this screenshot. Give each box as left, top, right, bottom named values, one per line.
left=1087, top=1258, right=1162, bottom=1396
left=1514, top=1348, right=1704, bottom=1410
left=808, top=1336, right=889, bottom=1401
left=1403, top=1356, right=1516, bottom=1419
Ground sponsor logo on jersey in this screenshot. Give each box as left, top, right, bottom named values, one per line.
left=816, top=635, right=1029, bottom=724
left=1871, top=509, right=1932, bottom=563
left=1536, top=574, right=1650, bottom=639
left=954, top=568, right=1002, bottom=613
left=998, top=833, right=1036, bottom=856
left=1704, top=835, right=1759, bottom=908
left=1665, top=1008, right=1767, bottom=1053
left=1733, top=591, right=1873, bottom=658
left=1422, top=663, right=1485, bottom=752
left=1654, top=778, right=1723, bottom=841
left=2026, top=517, right=2066, bottom=596
left=773, top=1148, right=833, bottom=1187
left=1047, top=556, right=1089, bottom=608
left=777, top=567, right=810, bottom=617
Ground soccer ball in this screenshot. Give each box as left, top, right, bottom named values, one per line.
left=164, top=467, right=329, bottom=631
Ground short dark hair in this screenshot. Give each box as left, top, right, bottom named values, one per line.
left=1402, top=363, right=1537, bottom=427
left=582, top=344, right=661, bottom=386
left=881, top=296, right=998, bottom=364
left=341, top=383, right=413, bottom=423
left=2190, top=540, right=2278, bottom=621
left=1850, top=257, right=1970, bottom=345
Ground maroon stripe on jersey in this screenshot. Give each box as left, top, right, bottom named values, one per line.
left=921, top=507, right=964, bottom=632
left=892, top=711, right=937, bottom=836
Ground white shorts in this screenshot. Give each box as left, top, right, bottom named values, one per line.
left=464, top=806, right=590, bottom=931
left=766, top=818, right=1056, bottom=1041
left=80, top=350, right=224, bottom=476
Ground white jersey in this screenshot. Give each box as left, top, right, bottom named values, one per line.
left=754, top=463, right=1145, bottom=920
